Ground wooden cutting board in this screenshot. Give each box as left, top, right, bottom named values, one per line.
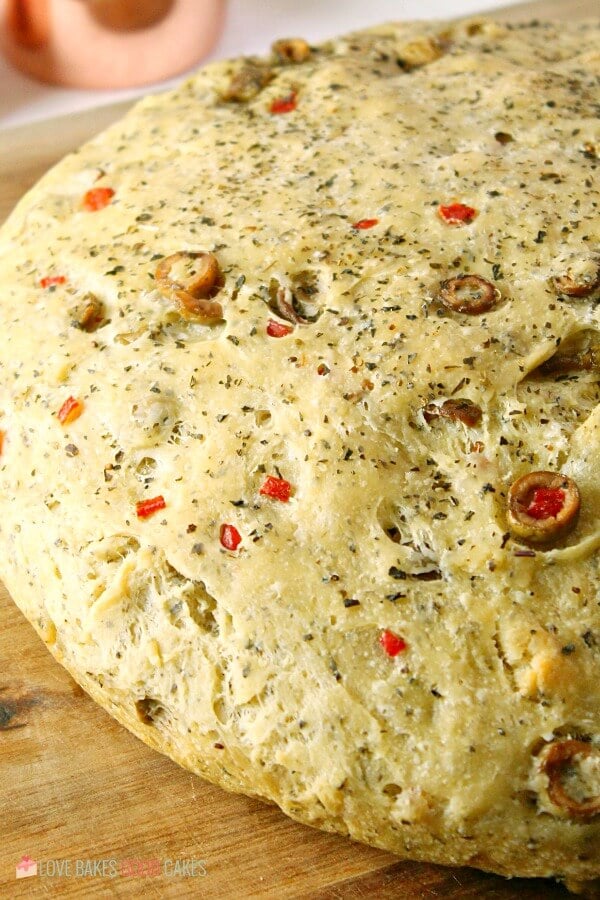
left=1, top=2, right=597, bottom=896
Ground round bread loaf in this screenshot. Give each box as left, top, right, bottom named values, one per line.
left=0, top=17, right=599, bottom=887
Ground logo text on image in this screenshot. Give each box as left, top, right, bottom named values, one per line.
left=16, top=855, right=38, bottom=879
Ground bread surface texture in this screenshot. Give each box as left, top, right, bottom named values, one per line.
left=0, top=17, right=599, bottom=882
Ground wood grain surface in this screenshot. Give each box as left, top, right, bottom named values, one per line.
left=1, top=1, right=597, bottom=896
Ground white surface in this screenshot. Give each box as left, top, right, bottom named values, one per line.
left=0, top=0, right=520, bottom=131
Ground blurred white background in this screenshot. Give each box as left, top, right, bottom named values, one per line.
left=0, top=0, right=521, bottom=130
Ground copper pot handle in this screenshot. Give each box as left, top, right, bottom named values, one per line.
left=1, top=0, right=226, bottom=89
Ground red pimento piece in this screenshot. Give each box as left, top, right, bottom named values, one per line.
left=220, top=523, right=242, bottom=551
left=438, top=203, right=477, bottom=225
left=136, top=495, right=166, bottom=519
left=0, top=431, right=4, bottom=455
left=266, top=319, right=293, bottom=338
left=260, top=475, right=292, bottom=502
left=352, top=218, right=379, bottom=230
left=82, top=187, right=115, bottom=211
left=57, top=396, right=84, bottom=426
left=40, top=275, right=66, bottom=289
left=379, top=629, right=407, bottom=657
left=270, top=92, right=297, bottom=114
left=527, top=487, right=565, bottom=520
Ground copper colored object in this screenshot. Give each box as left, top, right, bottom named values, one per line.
left=1, top=0, right=226, bottom=88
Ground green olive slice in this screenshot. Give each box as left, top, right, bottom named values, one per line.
left=438, top=274, right=501, bottom=315
left=507, top=471, right=580, bottom=546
